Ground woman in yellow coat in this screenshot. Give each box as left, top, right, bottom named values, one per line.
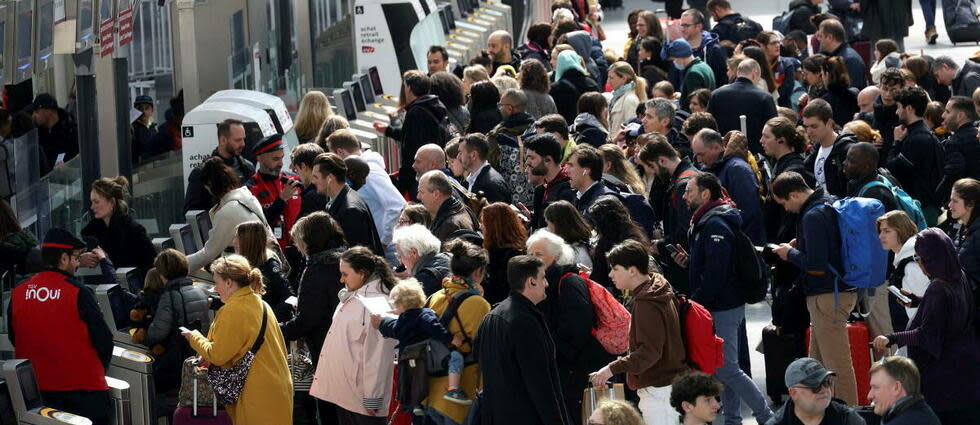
left=423, top=240, right=491, bottom=424
left=183, top=255, right=293, bottom=424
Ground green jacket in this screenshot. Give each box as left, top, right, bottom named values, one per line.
left=681, top=58, right=717, bottom=110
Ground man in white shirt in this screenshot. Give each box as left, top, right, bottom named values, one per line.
left=802, top=99, right=854, bottom=197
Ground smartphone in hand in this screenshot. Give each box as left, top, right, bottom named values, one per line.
left=179, top=326, right=192, bottom=334
left=888, top=286, right=912, bottom=304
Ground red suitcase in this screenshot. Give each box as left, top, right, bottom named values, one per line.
left=805, top=321, right=872, bottom=405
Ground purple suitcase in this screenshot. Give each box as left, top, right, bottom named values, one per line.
left=173, top=375, right=232, bottom=425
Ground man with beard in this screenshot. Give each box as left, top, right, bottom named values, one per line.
left=766, top=358, right=865, bottom=425
left=524, top=133, right=575, bottom=230
left=637, top=135, right=697, bottom=294
left=245, top=134, right=302, bottom=249
left=487, top=31, right=521, bottom=76
left=184, top=118, right=255, bottom=212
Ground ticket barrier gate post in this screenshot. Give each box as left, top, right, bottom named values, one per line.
left=106, top=347, right=155, bottom=425
left=95, top=284, right=148, bottom=352
left=106, top=377, right=133, bottom=425
left=1, top=359, right=94, bottom=425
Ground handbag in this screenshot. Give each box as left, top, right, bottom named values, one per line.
left=423, top=290, right=478, bottom=377
left=178, top=356, right=217, bottom=409
left=288, top=340, right=314, bottom=392
left=206, top=306, right=268, bottom=405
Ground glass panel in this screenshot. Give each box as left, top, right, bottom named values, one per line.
left=78, top=0, right=94, bottom=41
left=37, top=1, right=53, bottom=55
left=16, top=2, right=32, bottom=66
left=311, top=0, right=352, bottom=89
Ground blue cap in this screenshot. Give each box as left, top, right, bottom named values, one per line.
left=133, top=95, right=154, bottom=107
left=661, top=39, right=693, bottom=60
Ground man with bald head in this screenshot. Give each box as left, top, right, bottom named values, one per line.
left=417, top=170, right=476, bottom=240
left=856, top=86, right=880, bottom=123
left=706, top=58, right=777, bottom=154
left=487, top=30, right=521, bottom=76
left=412, top=143, right=447, bottom=178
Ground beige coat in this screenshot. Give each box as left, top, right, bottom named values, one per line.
left=608, top=91, right=641, bottom=141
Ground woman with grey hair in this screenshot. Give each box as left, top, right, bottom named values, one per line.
left=526, top=228, right=613, bottom=425
left=392, top=224, right=450, bottom=296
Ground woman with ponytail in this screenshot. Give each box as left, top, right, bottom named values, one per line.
left=311, top=246, right=398, bottom=424
left=606, top=62, right=647, bottom=142
left=82, top=175, right=156, bottom=282
left=182, top=254, right=293, bottom=425
left=422, top=239, right=491, bottom=424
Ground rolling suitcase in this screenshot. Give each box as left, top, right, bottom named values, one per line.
left=805, top=321, right=873, bottom=405
left=173, top=374, right=232, bottom=425
left=761, top=325, right=806, bottom=404
left=945, top=0, right=980, bottom=44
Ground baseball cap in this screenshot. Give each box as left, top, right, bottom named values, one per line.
left=25, top=93, right=58, bottom=113
left=133, top=95, right=154, bottom=107
left=661, top=39, right=693, bottom=61
left=785, top=357, right=836, bottom=389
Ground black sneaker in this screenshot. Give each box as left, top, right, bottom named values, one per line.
left=927, top=28, right=938, bottom=45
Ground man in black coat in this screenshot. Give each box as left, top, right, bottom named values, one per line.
left=817, top=19, right=867, bottom=89
left=874, top=69, right=906, bottom=166
left=525, top=134, right=576, bottom=230
left=183, top=119, right=256, bottom=212
left=27, top=93, right=79, bottom=175
left=567, top=145, right=616, bottom=222
left=288, top=143, right=329, bottom=219
left=458, top=133, right=511, bottom=204
left=475, top=255, right=571, bottom=425
left=888, top=87, right=944, bottom=225
left=373, top=70, right=449, bottom=195
left=706, top=59, right=777, bottom=155
left=933, top=56, right=980, bottom=98
left=311, top=153, right=384, bottom=255
left=938, top=96, right=980, bottom=203
left=637, top=136, right=696, bottom=293
left=707, top=0, right=762, bottom=43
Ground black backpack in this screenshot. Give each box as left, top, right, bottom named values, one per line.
left=418, top=106, right=458, bottom=147
left=772, top=9, right=797, bottom=35
left=731, top=17, right=763, bottom=43
left=732, top=227, right=769, bottom=304
left=396, top=291, right=478, bottom=407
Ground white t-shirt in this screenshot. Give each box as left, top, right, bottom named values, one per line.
left=814, top=144, right=833, bottom=189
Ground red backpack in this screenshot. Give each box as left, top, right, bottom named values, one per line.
left=562, top=272, right=631, bottom=355
left=675, top=295, right=725, bottom=374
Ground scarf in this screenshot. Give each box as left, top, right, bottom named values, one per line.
left=554, top=50, right=588, bottom=82
left=445, top=275, right=481, bottom=295
left=690, top=199, right=730, bottom=227
left=610, top=81, right=635, bottom=108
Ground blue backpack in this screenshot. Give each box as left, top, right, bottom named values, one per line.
left=830, top=198, right=889, bottom=289
left=808, top=197, right=888, bottom=290
left=858, top=176, right=928, bottom=231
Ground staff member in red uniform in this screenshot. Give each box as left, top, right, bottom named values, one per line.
left=7, top=228, right=114, bottom=425
left=245, top=134, right=302, bottom=248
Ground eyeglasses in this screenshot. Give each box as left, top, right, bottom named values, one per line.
left=497, top=102, right=513, bottom=108
left=679, top=23, right=695, bottom=28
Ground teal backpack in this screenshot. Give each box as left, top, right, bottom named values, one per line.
left=858, top=175, right=928, bottom=231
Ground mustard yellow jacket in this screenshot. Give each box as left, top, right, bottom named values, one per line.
left=188, top=286, right=293, bottom=425
left=423, top=278, right=491, bottom=423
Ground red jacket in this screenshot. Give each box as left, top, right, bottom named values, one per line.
left=8, top=269, right=113, bottom=391
left=246, top=172, right=302, bottom=247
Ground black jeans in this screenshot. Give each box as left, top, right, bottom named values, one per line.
left=41, top=390, right=112, bottom=425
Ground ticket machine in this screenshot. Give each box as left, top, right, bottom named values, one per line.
left=331, top=89, right=382, bottom=149
left=344, top=80, right=391, bottom=123
left=1, top=359, right=93, bottom=424
left=169, top=224, right=198, bottom=256
left=152, top=238, right=176, bottom=254
left=185, top=210, right=212, bottom=251
left=95, top=283, right=147, bottom=351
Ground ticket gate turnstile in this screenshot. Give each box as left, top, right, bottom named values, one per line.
left=95, top=284, right=148, bottom=352
left=106, top=377, right=133, bottom=425
left=106, top=346, right=155, bottom=425
left=1, top=359, right=93, bottom=425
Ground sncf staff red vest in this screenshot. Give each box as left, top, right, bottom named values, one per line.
left=11, top=271, right=109, bottom=391
left=247, top=172, right=301, bottom=247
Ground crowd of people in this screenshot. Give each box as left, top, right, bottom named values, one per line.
left=7, top=0, right=980, bottom=424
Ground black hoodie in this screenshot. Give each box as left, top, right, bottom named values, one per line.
left=550, top=68, right=600, bottom=124
left=787, top=0, right=821, bottom=34
left=385, top=94, right=450, bottom=193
